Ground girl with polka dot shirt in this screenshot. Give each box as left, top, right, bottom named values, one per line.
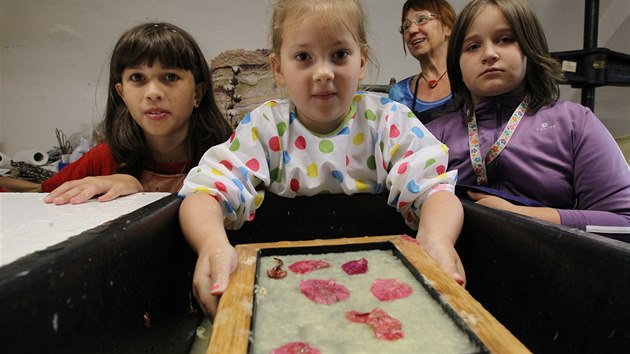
left=178, top=0, right=465, bottom=319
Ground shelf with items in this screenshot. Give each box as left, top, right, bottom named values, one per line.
left=549, top=0, right=630, bottom=111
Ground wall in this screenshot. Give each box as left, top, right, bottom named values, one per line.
left=1, top=0, right=629, bottom=156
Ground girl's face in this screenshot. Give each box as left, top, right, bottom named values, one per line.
left=403, top=8, right=450, bottom=60
left=459, top=5, right=527, bottom=104
left=115, top=61, right=204, bottom=146
left=270, top=15, right=367, bottom=134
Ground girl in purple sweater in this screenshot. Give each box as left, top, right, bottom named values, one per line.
left=426, top=0, right=630, bottom=236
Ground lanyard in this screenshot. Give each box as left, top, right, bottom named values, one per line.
left=411, top=74, right=420, bottom=113
left=467, top=98, right=529, bottom=185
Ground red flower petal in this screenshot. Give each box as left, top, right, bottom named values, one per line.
left=271, top=341, right=321, bottom=354
left=341, top=258, right=368, bottom=275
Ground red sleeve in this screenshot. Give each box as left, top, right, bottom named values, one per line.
left=41, top=144, right=119, bottom=192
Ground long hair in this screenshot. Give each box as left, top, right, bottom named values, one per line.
left=103, top=22, right=232, bottom=176
left=447, top=0, right=564, bottom=115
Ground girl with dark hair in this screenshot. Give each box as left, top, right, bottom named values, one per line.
left=0, top=22, right=232, bottom=204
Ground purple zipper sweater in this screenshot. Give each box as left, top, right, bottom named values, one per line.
left=427, top=95, right=630, bottom=234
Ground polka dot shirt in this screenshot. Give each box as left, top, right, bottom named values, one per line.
left=179, top=93, right=456, bottom=229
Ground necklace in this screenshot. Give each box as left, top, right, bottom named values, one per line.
left=410, top=71, right=447, bottom=113
left=420, top=71, right=448, bottom=89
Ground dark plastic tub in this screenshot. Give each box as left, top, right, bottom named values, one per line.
left=1, top=193, right=628, bottom=353
left=0, top=195, right=200, bottom=354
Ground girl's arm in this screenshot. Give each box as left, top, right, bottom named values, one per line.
left=379, top=99, right=464, bottom=284
left=467, top=191, right=561, bottom=224
left=559, top=108, right=630, bottom=230
left=41, top=143, right=118, bottom=192
left=0, top=176, right=42, bottom=192
left=416, top=190, right=466, bottom=286
left=179, top=192, right=238, bottom=319
left=469, top=106, right=630, bottom=232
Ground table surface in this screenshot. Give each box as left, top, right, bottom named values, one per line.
left=0, top=192, right=170, bottom=267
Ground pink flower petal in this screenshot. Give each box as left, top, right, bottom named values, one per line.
left=371, top=278, right=413, bottom=301
left=300, top=279, right=350, bottom=305
left=271, top=341, right=321, bottom=354
left=289, top=260, right=331, bottom=275
left=341, top=258, right=368, bottom=275
left=345, top=308, right=404, bottom=341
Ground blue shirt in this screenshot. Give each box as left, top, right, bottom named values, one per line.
left=389, top=75, right=454, bottom=124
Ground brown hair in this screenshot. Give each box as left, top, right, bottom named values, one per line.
left=399, top=0, right=456, bottom=55
left=447, top=0, right=564, bottom=114
left=103, top=22, right=232, bottom=176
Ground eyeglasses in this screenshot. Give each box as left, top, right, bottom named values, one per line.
left=399, top=13, right=437, bottom=34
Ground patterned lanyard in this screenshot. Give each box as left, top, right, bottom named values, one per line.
left=467, top=98, right=529, bottom=185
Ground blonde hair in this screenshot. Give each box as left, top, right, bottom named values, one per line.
left=270, top=0, right=371, bottom=64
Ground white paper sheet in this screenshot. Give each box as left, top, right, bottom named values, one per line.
left=0, top=192, right=170, bottom=267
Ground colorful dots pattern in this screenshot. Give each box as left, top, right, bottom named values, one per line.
left=215, top=181, right=227, bottom=192
left=245, top=158, right=259, bottom=172
left=319, top=140, right=334, bottom=153
left=277, top=122, right=287, bottom=136
left=332, top=170, right=344, bottom=183
left=307, top=163, right=318, bottom=178
left=338, top=127, right=350, bottom=135
left=353, top=133, right=364, bottom=145
left=295, top=136, right=306, bottom=150
left=269, top=136, right=281, bottom=151
left=290, top=179, right=300, bottom=192
left=366, top=155, right=376, bottom=170
left=283, top=151, right=291, bottom=164
left=179, top=93, right=457, bottom=230
left=219, top=160, right=233, bottom=170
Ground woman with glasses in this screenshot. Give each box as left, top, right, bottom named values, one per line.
left=389, top=0, right=456, bottom=124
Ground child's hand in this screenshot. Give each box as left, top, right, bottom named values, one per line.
left=179, top=193, right=236, bottom=319
left=416, top=190, right=466, bottom=286
left=419, top=237, right=466, bottom=287
left=193, top=243, right=238, bottom=319
left=43, top=174, right=144, bottom=205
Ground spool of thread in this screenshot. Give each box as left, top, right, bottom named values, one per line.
left=12, top=149, right=49, bottom=166
left=0, top=152, right=11, bottom=168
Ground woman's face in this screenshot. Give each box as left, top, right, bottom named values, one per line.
left=402, top=8, right=451, bottom=60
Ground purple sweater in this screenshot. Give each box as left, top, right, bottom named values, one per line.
left=427, top=95, right=630, bottom=234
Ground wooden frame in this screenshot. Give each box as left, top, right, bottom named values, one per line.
left=208, top=235, right=530, bottom=353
